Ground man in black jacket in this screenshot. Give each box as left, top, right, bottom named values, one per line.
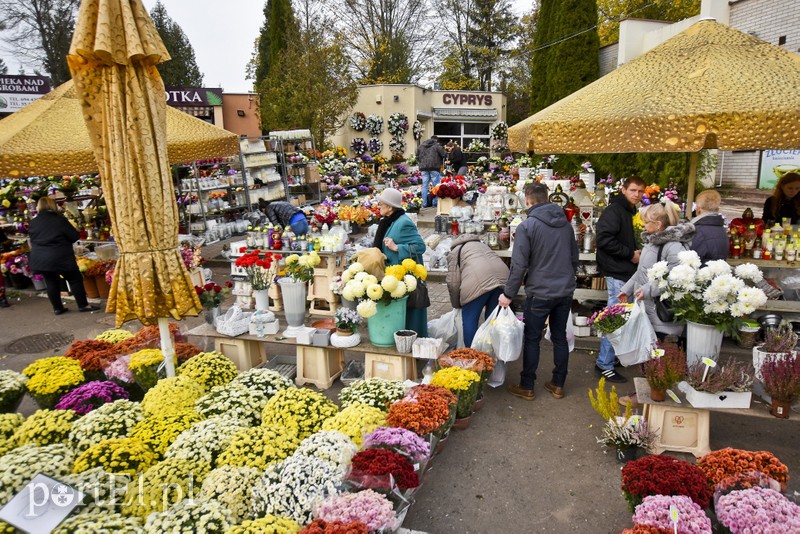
left=594, top=176, right=645, bottom=383
left=499, top=182, right=578, bottom=400
left=690, top=189, right=729, bottom=263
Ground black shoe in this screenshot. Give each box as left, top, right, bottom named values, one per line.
left=79, top=305, right=101, bottom=312
left=54, top=308, right=69, bottom=315
left=613, top=357, right=623, bottom=368
left=595, top=365, right=628, bottom=383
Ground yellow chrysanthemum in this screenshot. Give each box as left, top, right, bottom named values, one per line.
left=348, top=281, right=365, bottom=298
left=286, top=254, right=299, bottom=265
left=414, top=264, right=428, bottom=280
left=357, top=300, right=378, bottom=318
left=385, top=265, right=407, bottom=280
left=349, top=262, right=365, bottom=273
left=367, top=284, right=384, bottom=300
left=401, top=258, right=417, bottom=272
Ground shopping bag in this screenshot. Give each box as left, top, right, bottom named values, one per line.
left=428, top=309, right=462, bottom=351
left=487, top=360, right=506, bottom=388
left=544, top=309, right=575, bottom=352
left=605, top=301, right=657, bottom=366
left=494, top=306, right=524, bottom=362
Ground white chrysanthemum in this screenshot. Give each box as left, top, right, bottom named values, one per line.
left=357, top=300, right=378, bottom=318
left=341, top=286, right=355, bottom=302
left=362, top=274, right=379, bottom=287
left=354, top=271, right=369, bottom=282
left=390, top=281, right=407, bottom=299
left=734, top=263, right=764, bottom=283
left=667, top=264, right=697, bottom=290
left=341, top=269, right=353, bottom=283
left=367, top=284, right=384, bottom=300
left=348, top=281, right=365, bottom=298
left=381, top=275, right=399, bottom=292
left=706, top=274, right=744, bottom=301
left=677, top=250, right=701, bottom=269
left=350, top=263, right=365, bottom=273
left=696, top=266, right=715, bottom=284
left=729, top=302, right=747, bottom=317
left=646, top=261, right=669, bottom=284
left=705, top=260, right=731, bottom=277
left=403, top=275, right=417, bottom=293
left=703, top=301, right=728, bottom=315
left=737, top=286, right=768, bottom=310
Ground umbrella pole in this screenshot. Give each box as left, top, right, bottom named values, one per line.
left=158, top=317, right=177, bottom=378
left=685, top=151, right=699, bottom=219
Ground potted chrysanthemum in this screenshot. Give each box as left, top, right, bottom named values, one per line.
left=0, top=370, right=28, bottom=413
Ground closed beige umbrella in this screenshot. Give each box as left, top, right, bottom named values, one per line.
left=508, top=19, right=800, bottom=213
left=67, top=0, right=207, bottom=374
left=0, top=80, right=238, bottom=178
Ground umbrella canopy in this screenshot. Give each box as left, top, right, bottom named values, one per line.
left=67, top=0, right=203, bottom=331
left=0, top=79, right=238, bottom=178
left=508, top=19, right=800, bottom=154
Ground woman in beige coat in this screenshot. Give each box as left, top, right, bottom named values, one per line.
left=446, top=234, right=510, bottom=347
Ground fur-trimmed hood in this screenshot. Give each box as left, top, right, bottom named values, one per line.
left=643, top=222, right=696, bottom=246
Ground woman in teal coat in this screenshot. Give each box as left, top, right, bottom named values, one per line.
left=373, top=188, right=428, bottom=336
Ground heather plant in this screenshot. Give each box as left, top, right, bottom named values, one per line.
left=685, top=357, right=753, bottom=393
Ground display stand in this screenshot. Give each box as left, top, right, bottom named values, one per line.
left=295, top=346, right=344, bottom=389
left=308, top=251, right=346, bottom=316
left=238, top=136, right=286, bottom=204
left=364, top=352, right=417, bottom=381
left=213, top=337, right=265, bottom=371
left=270, top=129, right=321, bottom=205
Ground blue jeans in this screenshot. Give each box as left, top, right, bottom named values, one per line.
left=597, top=276, right=626, bottom=370
left=520, top=295, right=572, bottom=389
left=421, top=170, right=441, bottom=207
left=462, top=287, right=502, bottom=348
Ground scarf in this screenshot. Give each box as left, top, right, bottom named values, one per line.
left=373, top=208, right=405, bottom=249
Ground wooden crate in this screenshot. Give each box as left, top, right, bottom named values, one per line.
left=364, top=352, right=417, bottom=381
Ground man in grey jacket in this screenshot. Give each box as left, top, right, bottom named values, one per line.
left=416, top=136, right=446, bottom=208
left=499, top=182, right=579, bottom=400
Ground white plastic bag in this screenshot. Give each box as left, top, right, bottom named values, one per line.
left=494, top=306, right=524, bottom=362
left=427, top=309, right=462, bottom=351
left=605, top=301, right=657, bottom=366
left=545, top=309, right=575, bottom=352
left=487, top=360, right=506, bottom=388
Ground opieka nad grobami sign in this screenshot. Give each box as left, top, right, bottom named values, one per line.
left=0, top=75, right=51, bottom=112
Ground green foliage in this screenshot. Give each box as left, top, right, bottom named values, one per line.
left=361, top=33, right=413, bottom=84
left=597, top=0, right=700, bottom=46
left=254, top=0, right=299, bottom=89
left=436, top=48, right=479, bottom=90
left=467, top=0, right=518, bottom=91
left=257, top=28, right=358, bottom=146
left=150, top=1, right=203, bottom=87
left=505, top=8, right=538, bottom=126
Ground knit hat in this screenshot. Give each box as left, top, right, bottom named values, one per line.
left=378, top=188, right=403, bottom=209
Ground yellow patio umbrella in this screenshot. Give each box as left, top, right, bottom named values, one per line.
left=508, top=19, right=800, bottom=214
left=0, top=79, right=238, bottom=178
left=67, top=0, right=208, bottom=375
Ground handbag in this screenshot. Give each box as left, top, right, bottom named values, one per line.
left=448, top=244, right=464, bottom=308
left=407, top=243, right=430, bottom=309
left=654, top=244, right=676, bottom=323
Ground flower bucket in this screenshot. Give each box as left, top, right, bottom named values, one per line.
left=83, top=275, right=99, bottom=298
left=278, top=278, right=307, bottom=327
left=204, top=306, right=221, bottom=324
left=737, top=326, right=760, bottom=349
left=686, top=321, right=723, bottom=367
left=253, top=289, right=269, bottom=311
left=394, top=330, right=417, bottom=354
left=32, top=277, right=46, bottom=291
left=10, top=273, right=31, bottom=289
left=615, top=447, right=638, bottom=464
left=95, top=275, right=110, bottom=299
left=341, top=296, right=358, bottom=310
left=367, top=297, right=408, bottom=347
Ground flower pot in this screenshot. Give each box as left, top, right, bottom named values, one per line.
left=95, top=275, right=111, bottom=299
left=518, top=167, right=532, bottom=181
left=473, top=392, right=485, bottom=412
left=686, top=321, right=723, bottom=367
left=579, top=172, right=595, bottom=192
left=752, top=346, right=794, bottom=382
left=649, top=386, right=666, bottom=402
left=0, top=389, right=25, bottom=413
left=539, top=169, right=554, bottom=180
left=453, top=414, right=472, bottom=430
left=253, top=289, right=269, bottom=311
left=770, top=399, right=791, bottom=419
left=32, top=277, right=46, bottom=291
left=335, top=328, right=353, bottom=337
left=615, top=447, right=639, bottom=464
left=83, top=275, right=99, bottom=298
left=340, top=296, right=358, bottom=310
left=204, top=306, right=221, bottom=324
left=394, top=330, right=417, bottom=354
left=737, top=327, right=760, bottom=349
left=434, top=431, right=450, bottom=455
left=367, top=297, right=408, bottom=347
left=278, top=277, right=307, bottom=328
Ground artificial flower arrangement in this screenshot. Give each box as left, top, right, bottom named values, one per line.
left=314, top=199, right=339, bottom=225
left=315, top=489, right=398, bottom=532
left=292, top=431, right=359, bottom=477
left=589, top=303, right=633, bottom=334
left=337, top=203, right=375, bottom=225
left=54, top=380, right=129, bottom=415
left=346, top=447, right=420, bottom=492
left=430, top=366, right=481, bottom=419
left=365, top=114, right=384, bottom=136
left=195, top=281, right=232, bottom=310
left=122, top=458, right=211, bottom=520
left=142, top=496, right=234, bottom=533
left=0, top=443, right=75, bottom=505
left=72, top=436, right=156, bottom=475
left=696, top=448, right=789, bottom=491
left=94, top=328, right=134, bottom=344
left=140, top=375, right=206, bottom=417
left=23, top=355, right=85, bottom=409
left=491, top=121, right=508, bottom=141
left=250, top=454, right=345, bottom=524
left=431, top=174, right=468, bottom=199
left=388, top=112, right=409, bottom=136
left=261, top=387, right=339, bottom=439
left=646, top=252, right=768, bottom=336
left=198, top=465, right=262, bottom=524
left=630, top=495, right=712, bottom=534
left=621, top=454, right=713, bottom=512
left=367, top=137, right=383, bottom=156
left=538, top=154, right=558, bottom=169
left=350, top=112, right=366, bottom=131
left=402, top=190, right=423, bottom=212
left=385, top=390, right=450, bottom=436
left=715, top=485, right=800, bottom=533
left=229, top=515, right=303, bottom=534
left=516, top=154, right=534, bottom=168
left=412, top=120, right=424, bottom=141
left=466, top=139, right=488, bottom=152
left=362, top=426, right=432, bottom=464
left=129, top=409, right=203, bottom=457
left=12, top=408, right=77, bottom=447
left=0, top=369, right=27, bottom=412
left=389, top=136, right=407, bottom=157
left=338, top=377, right=405, bottom=411
left=284, top=252, right=322, bottom=283
left=589, top=378, right=658, bottom=456
left=176, top=350, right=238, bottom=392
left=235, top=249, right=280, bottom=290
left=1, top=251, right=31, bottom=278
left=643, top=344, right=687, bottom=395
left=217, top=424, right=300, bottom=470
left=67, top=399, right=144, bottom=452
left=320, top=402, right=386, bottom=446
left=165, top=416, right=249, bottom=466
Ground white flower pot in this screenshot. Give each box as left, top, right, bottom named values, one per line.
left=538, top=169, right=554, bottom=180
left=686, top=321, right=723, bottom=367
left=253, top=289, right=269, bottom=311
left=518, top=167, right=532, bottom=181
left=579, top=172, right=595, bottom=192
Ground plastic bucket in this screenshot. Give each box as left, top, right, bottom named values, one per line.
left=367, top=297, right=408, bottom=347
left=278, top=278, right=307, bottom=327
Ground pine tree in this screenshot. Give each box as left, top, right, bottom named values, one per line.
left=150, top=1, right=203, bottom=87
left=254, top=0, right=299, bottom=89
left=546, top=0, right=599, bottom=105
left=529, top=0, right=557, bottom=114
left=467, top=0, right=517, bottom=91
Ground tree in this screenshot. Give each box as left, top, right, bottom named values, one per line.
left=597, top=0, right=700, bottom=46
left=504, top=8, right=538, bottom=126
left=258, top=27, right=358, bottom=146
left=467, top=0, right=518, bottom=91
left=253, top=0, right=299, bottom=89
left=0, top=0, right=79, bottom=85
left=436, top=47, right=479, bottom=90
left=433, top=0, right=476, bottom=88
left=150, top=1, right=204, bottom=87
left=329, top=0, right=436, bottom=84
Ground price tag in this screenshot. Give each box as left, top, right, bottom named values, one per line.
left=701, top=357, right=717, bottom=367
left=652, top=348, right=665, bottom=358
left=669, top=504, right=679, bottom=534
left=667, top=389, right=681, bottom=403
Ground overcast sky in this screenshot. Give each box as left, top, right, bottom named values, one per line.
left=0, top=0, right=533, bottom=93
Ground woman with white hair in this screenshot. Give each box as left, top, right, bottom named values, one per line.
left=619, top=199, right=695, bottom=342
